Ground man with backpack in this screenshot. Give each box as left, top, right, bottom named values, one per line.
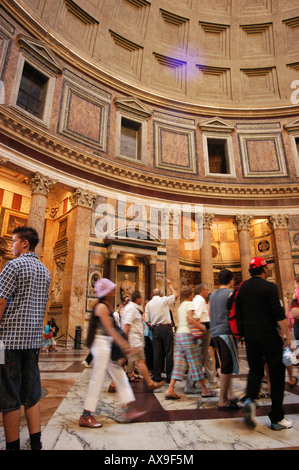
left=235, top=257, right=293, bottom=431
left=210, top=269, right=240, bottom=411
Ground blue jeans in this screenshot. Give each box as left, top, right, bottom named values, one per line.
left=0, top=349, right=41, bottom=412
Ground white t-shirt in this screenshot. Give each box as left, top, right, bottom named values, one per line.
left=193, top=295, right=209, bottom=323
left=144, top=294, right=175, bottom=326
left=122, top=301, right=144, bottom=348
left=176, top=301, right=195, bottom=334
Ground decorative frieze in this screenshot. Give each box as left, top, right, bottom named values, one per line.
left=1, top=109, right=299, bottom=201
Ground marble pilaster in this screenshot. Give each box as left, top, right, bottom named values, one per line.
left=148, top=254, right=157, bottom=297
left=28, top=172, right=56, bottom=257
left=62, top=188, right=97, bottom=345
left=269, top=214, right=294, bottom=306
left=107, top=246, right=119, bottom=284
left=200, top=213, right=215, bottom=293
left=234, top=214, right=253, bottom=281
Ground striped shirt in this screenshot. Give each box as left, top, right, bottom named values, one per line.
left=0, top=252, right=51, bottom=349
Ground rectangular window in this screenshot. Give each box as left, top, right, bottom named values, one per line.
left=16, top=62, right=48, bottom=118
left=120, top=117, right=141, bottom=160
left=207, top=138, right=229, bottom=174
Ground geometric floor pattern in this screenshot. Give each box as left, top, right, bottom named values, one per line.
left=1, top=343, right=299, bottom=452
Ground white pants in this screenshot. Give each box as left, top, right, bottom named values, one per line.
left=84, top=335, right=135, bottom=412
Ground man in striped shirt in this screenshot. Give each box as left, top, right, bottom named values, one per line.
left=0, top=226, right=51, bottom=450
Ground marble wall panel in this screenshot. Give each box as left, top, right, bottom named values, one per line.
left=154, top=121, right=197, bottom=174
left=59, top=74, right=110, bottom=151
left=238, top=133, right=287, bottom=177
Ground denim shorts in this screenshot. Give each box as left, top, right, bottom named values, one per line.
left=0, top=349, right=41, bottom=412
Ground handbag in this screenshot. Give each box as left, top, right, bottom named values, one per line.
left=188, top=317, right=206, bottom=339
left=111, top=322, right=128, bottom=362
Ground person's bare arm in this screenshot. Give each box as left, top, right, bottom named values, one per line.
left=123, top=323, right=130, bottom=337
left=277, top=317, right=292, bottom=347
left=166, top=279, right=178, bottom=300
left=95, top=303, right=132, bottom=353
left=187, top=310, right=207, bottom=333
left=291, top=307, right=299, bottom=319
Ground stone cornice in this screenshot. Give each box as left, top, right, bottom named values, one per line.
left=3, top=0, right=299, bottom=119
left=1, top=107, right=299, bottom=202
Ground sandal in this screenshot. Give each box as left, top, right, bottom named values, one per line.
left=218, top=400, right=241, bottom=410
left=202, top=391, right=217, bottom=398
left=290, top=377, right=298, bottom=388
left=165, top=392, right=181, bottom=400
left=128, top=375, right=140, bottom=382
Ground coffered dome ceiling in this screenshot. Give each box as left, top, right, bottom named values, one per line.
left=9, top=0, right=299, bottom=110
left=1, top=0, right=299, bottom=208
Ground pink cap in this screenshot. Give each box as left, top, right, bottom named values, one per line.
left=94, top=278, right=116, bottom=297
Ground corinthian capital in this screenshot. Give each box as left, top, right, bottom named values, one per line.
left=29, top=172, right=56, bottom=196
left=234, top=214, right=253, bottom=231
left=202, top=213, right=215, bottom=229
left=69, top=188, right=97, bottom=209
left=269, top=214, right=289, bottom=230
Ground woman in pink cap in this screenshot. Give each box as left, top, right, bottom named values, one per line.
left=79, top=278, right=146, bottom=428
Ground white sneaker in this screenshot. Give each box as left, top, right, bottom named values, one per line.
left=244, top=398, right=257, bottom=429
left=271, top=417, right=293, bottom=431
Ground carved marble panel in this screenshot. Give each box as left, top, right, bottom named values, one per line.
left=59, top=74, right=110, bottom=151
left=238, top=133, right=287, bottom=177
left=154, top=121, right=197, bottom=174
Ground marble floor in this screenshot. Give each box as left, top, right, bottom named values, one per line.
left=1, top=343, right=299, bottom=452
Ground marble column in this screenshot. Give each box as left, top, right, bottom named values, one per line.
left=107, top=246, right=119, bottom=284
left=148, top=254, right=157, bottom=297
left=200, top=213, right=215, bottom=293
left=269, top=214, right=294, bottom=307
left=62, top=188, right=96, bottom=345
left=234, top=214, right=253, bottom=281
left=28, top=172, right=56, bottom=257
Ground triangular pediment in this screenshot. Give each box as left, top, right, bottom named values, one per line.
left=198, top=117, right=235, bottom=133
left=114, top=96, right=152, bottom=118
left=16, top=34, right=63, bottom=75
left=284, top=118, right=299, bottom=132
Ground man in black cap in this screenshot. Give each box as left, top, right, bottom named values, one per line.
left=235, top=257, right=292, bottom=431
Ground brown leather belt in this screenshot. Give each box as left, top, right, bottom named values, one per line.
left=154, top=323, right=171, bottom=327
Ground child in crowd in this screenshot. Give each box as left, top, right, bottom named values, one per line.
left=43, top=324, right=53, bottom=353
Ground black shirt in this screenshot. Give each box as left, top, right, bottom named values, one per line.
left=235, top=276, right=286, bottom=338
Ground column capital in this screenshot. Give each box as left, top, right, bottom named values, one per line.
left=234, top=214, right=253, bottom=231
left=269, top=214, right=289, bottom=230
left=147, top=254, right=157, bottom=264
left=107, top=246, right=120, bottom=259
left=29, top=172, right=56, bottom=196
left=69, top=188, right=97, bottom=209
left=202, top=213, right=215, bottom=229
